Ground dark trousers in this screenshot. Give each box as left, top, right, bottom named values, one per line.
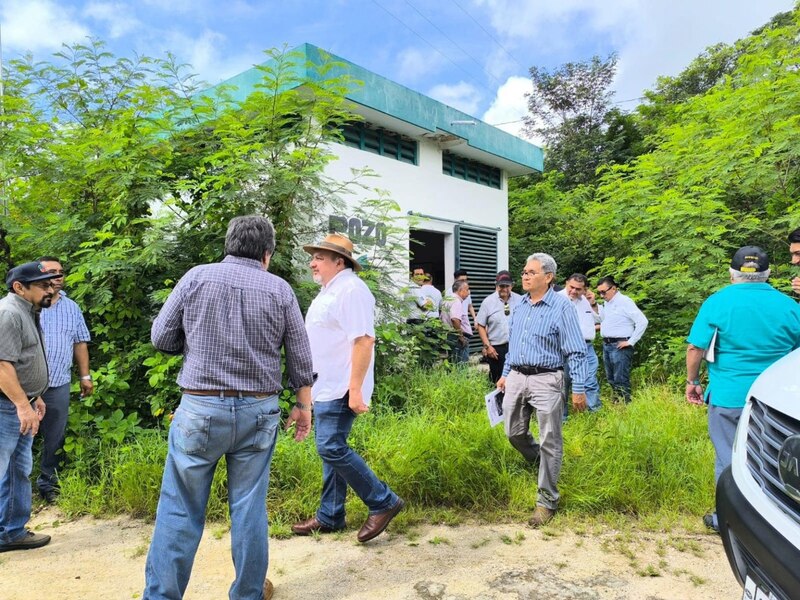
left=487, top=343, right=509, bottom=383
left=36, top=383, right=71, bottom=494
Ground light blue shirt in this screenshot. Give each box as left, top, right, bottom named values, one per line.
left=476, top=291, right=522, bottom=345
left=687, top=282, right=800, bottom=408
left=599, top=291, right=648, bottom=346
left=502, top=287, right=588, bottom=391
left=39, top=291, right=91, bottom=388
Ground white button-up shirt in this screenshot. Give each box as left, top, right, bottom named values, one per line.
left=599, top=291, right=648, bottom=346
left=305, top=269, right=376, bottom=405
left=557, top=289, right=598, bottom=342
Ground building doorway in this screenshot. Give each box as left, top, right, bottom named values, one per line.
left=409, top=230, right=446, bottom=291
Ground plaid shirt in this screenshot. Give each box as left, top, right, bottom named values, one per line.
left=152, top=255, right=314, bottom=392
left=40, top=291, right=91, bottom=387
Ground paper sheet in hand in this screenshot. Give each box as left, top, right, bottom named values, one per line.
left=485, top=389, right=504, bottom=427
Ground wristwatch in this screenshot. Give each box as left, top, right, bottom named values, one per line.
left=80, top=375, right=93, bottom=381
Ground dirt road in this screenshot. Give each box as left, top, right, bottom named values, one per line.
left=1, top=506, right=741, bottom=599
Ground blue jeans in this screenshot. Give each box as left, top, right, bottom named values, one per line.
left=144, top=393, right=280, bottom=600
left=314, top=397, right=398, bottom=529
left=564, top=342, right=602, bottom=418
left=447, top=333, right=470, bottom=364
left=603, top=343, right=634, bottom=403
left=37, top=383, right=71, bottom=495
left=0, top=400, right=34, bottom=544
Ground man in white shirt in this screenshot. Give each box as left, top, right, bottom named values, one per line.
left=558, top=274, right=601, bottom=413
left=292, top=234, right=404, bottom=543
left=596, top=276, right=648, bottom=403
left=420, top=273, right=441, bottom=319
left=476, top=271, right=522, bottom=383
left=406, top=266, right=429, bottom=324
left=441, top=280, right=472, bottom=363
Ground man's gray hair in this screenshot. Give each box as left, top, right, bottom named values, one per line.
left=225, top=216, right=276, bottom=261
left=452, top=280, right=468, bottom=294
left=526, top=253, right=557, bottom=275
left=729, top=267, right=770, bottom=283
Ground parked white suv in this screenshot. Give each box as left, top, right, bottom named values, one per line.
left=717, top=347, right=800, bottom=600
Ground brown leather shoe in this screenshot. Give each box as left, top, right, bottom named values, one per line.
left=291, top=516, right=343, bottom=536
left=357, top=498, right=405, bottom=543
left=528, top=506, right=555, bottom=528
left=263, top=578, right=274, bottom=600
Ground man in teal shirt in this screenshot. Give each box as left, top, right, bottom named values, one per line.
left=686, top=246, right=800, bottom=532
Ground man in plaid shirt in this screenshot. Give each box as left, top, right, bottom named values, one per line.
left=143, top=216, right=314, bottom=600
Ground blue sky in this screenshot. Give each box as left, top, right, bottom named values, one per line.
left=1, top=0, right=795, bottom=137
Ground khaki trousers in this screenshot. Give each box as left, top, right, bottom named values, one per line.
left=503, top=369, right=564, bottom=510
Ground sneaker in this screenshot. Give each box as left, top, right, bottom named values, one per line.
left=0, top=531, right=51, bottom=552
left=703, top=513, right=720, bottom=534
left=528, top=506, right=555, bottom=528
left=40, top=489, right=58, bottom=504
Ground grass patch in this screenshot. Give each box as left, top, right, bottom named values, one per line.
left=58, top=366, right=715, bottom=531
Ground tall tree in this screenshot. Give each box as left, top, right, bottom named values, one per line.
left=523, top=54, right=636, bottom=187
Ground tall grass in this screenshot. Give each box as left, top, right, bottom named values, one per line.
left=58, top=366, right=714, bottom=526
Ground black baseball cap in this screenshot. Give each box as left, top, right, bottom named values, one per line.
left=496, top=270, right=513, bottom=285
left=731, top=246, right=769, bottom=273
left=6, top=262, right=62, bottom=290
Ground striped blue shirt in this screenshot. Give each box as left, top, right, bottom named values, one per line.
left=502, top=287, right=588, bottom=391
left=40, top=291, right=91, bottom=387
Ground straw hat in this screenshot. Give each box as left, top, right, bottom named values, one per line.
left=302, top=233, right=361, bottom=271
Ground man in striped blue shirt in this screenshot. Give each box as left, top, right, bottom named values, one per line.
left=497, top=253, right=587, bottom=528
left=36, top=257, right=92, bottom=504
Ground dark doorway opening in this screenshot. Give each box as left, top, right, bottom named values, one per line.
left=409, top=230, right=446, bottom=291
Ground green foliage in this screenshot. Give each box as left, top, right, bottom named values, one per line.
left=58, top=368, right=715, bottom=525
left=512, top=7, right=800, bottom=377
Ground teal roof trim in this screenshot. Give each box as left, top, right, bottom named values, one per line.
left=209, top=43, right=543, bottom=173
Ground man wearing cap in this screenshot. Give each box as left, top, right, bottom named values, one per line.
left=476, top=271, right=522, bottom=383
left=559, top=274, right=602, bottom=414
left=686, top=246, right=800, bottom=532
left=293, top=233, right=404, bottom=543
left=496, top=253, right=587, bottom=528
left=595, top=276, right=648, bottom=403
left=34, top=256, right=93, bottom=504
left=144, top=216, right=314, bottom=600
left=0, top=262, right=61, bottom=552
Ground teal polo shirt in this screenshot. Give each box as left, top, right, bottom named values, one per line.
left=687, top=282, right=800, bottom=408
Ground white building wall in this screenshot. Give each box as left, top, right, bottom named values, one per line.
left=323, top=138, right=509, bottom=290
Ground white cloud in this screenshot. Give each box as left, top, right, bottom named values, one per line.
left=158, top=28, right=261, bottom=85
left=481, top=76, right=534, bottom=140
left=470, top=0, right=795, bottom=104
left=427, top=81, right=482, bottom=116
left=1, top=0, right=90, bottom=52
left=396, top=47, right=447, bottom=82
left=83, top=2, right=140, bottom=39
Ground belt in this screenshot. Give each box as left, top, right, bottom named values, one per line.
left=603, top=337, right=630, bottom=344
left=511, top=365, right=562, bottom=376
left=182, top=390, right=275, bottom=398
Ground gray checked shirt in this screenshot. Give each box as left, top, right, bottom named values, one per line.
left=152, top=255, right=314, bottom=393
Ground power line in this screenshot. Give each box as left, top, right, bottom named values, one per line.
left=449, top=0, right=527, bottom=72
left=404, top=0, right=506, bottom=89
left=369, top=0, right=498, bottom=106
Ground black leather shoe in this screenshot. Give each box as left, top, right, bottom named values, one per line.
left=357, top=498, right=405, bottom=543
left=0, top=531, right=51, bottom=552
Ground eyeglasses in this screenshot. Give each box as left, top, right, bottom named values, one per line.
left=597, top=288, right=613, bottom=296
left=521, top=270, right=545, bottom=277
left=31, top=281, right=56, bottom=290
left=45, top=269, right=64, bottom=278
left=503, top=303, right=510, bottom=316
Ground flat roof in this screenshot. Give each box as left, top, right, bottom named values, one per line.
left=210, top=43, right=543, bottom=175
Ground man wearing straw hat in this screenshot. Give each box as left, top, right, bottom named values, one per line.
left=292, top=233, right=404, bottom=543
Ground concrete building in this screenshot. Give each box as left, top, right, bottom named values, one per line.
left=215, top=43, right=543, bottom=311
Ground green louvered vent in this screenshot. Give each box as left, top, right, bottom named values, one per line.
left=455, top=224, right=498, bottom=354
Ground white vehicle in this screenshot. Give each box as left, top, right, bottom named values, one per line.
left=717, top=347, right=800, bottom=600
